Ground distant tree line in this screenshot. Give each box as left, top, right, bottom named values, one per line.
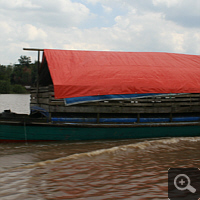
left=0, top=55, right=38, bottom=94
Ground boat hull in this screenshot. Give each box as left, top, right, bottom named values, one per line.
left=0, top=121, right=200, bottom=142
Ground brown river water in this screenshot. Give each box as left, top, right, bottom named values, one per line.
left=0, top=95, right=200, bottom=199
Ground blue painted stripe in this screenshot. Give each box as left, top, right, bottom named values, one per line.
left=51, top=117, right=200, bottom=123
left=172, top=117, right=200, bottom=122
left=140, top=118, right=170, bottom=123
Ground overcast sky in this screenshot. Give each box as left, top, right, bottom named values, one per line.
left=0, top=0, right=200, bottom=65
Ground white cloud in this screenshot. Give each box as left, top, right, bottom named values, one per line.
left=0, top=0, right=200, bottom=65
left=23, top=24, right=47, bottom=41
left=102, top=5, right=112, bottom=13
left=0, top=0, right=40, bottom=9
left=0, top=21, right=12, bottom=35
left=63, top=42, right=108, bottom=51
left=0, top=0, right=91, bottom=28
left=84, top=0, right=100, bottom=5
left=152, top=0, right=180, bottom=7
left=167, top=33, right=185, bottom=52
left=59, top=10, right=199, bottom=55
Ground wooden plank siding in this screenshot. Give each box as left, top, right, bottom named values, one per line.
left=30, top=85, right=200, bottom=117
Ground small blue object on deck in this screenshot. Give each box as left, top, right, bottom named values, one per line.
left=31, top=106, right=49, bottom=118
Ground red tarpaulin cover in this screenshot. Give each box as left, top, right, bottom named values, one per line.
left=43, top=49, right=200, bottom=99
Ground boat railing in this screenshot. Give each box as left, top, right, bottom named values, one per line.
left=30, top=85, right=200, bottom=123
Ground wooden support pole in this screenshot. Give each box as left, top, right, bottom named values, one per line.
left=36, top=50, right=40, bottom=104
left=97, top=113, right=100, bottom=123
left=23, top=48, right=44, bottom=51
left=170, top=112, right=172, bottom=122
left=137, top=113, right=140, bottom=123
left=23, top=48, right=43, bottom=104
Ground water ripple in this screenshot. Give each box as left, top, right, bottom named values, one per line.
left=1, top=137, right=200, bottom=199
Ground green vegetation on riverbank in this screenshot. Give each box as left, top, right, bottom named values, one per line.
left=0, top=56, right=38, bottom=94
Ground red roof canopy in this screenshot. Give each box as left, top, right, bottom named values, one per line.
left=43, top=49, right=200, bottom=99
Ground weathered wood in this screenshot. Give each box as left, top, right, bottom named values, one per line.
left=31, top=92, right=54, bottom=98
left=137, top=113, right=140, bottom=123
left=84, top=101, right=200, bottom=107
left=51, top=96, right=200, bottom=106
left=134, top=97, right=200, bottom=103
left=170, top=113, right=172, bottom=122
left=31, top=89, right=53, bottom=93
left=32, top=96, right=200, bottom=107
left=31, top=98, right=50, bottom=104
left=30, top=86, right=200, bottom=116
left=97, top=113, right=100, bottom=123
left=23, top=48, right=44, bottom=51
left=31, top=86, right=54, bottom=93
left=31, top=104, right=200, bottom=114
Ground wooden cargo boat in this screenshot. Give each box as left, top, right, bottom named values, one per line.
left=0, top=113, right=200, bottom=142
left=0, top=49, right=200, bottom=142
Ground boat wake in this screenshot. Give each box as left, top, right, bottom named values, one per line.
left=2, top=136, right=199, bottom=171
left=1, top=137, right=200, bottom=199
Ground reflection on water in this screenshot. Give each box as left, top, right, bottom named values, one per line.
left=0, top=137, right=200, bottom=199
left=0, top=94, right=30, bottom=114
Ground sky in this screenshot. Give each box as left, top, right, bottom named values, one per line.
left=0, top=0, right=200, bottom=65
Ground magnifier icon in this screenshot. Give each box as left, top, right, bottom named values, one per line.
left=174, top=174, right=196, bottom=193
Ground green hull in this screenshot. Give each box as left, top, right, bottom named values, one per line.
left=0, top=122, right=200, bottom=142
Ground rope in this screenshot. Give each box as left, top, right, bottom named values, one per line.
left=24, top=121, right=28, bottom=145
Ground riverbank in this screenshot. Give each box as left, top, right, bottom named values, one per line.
left=0, top=81, right=29, bottom=94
